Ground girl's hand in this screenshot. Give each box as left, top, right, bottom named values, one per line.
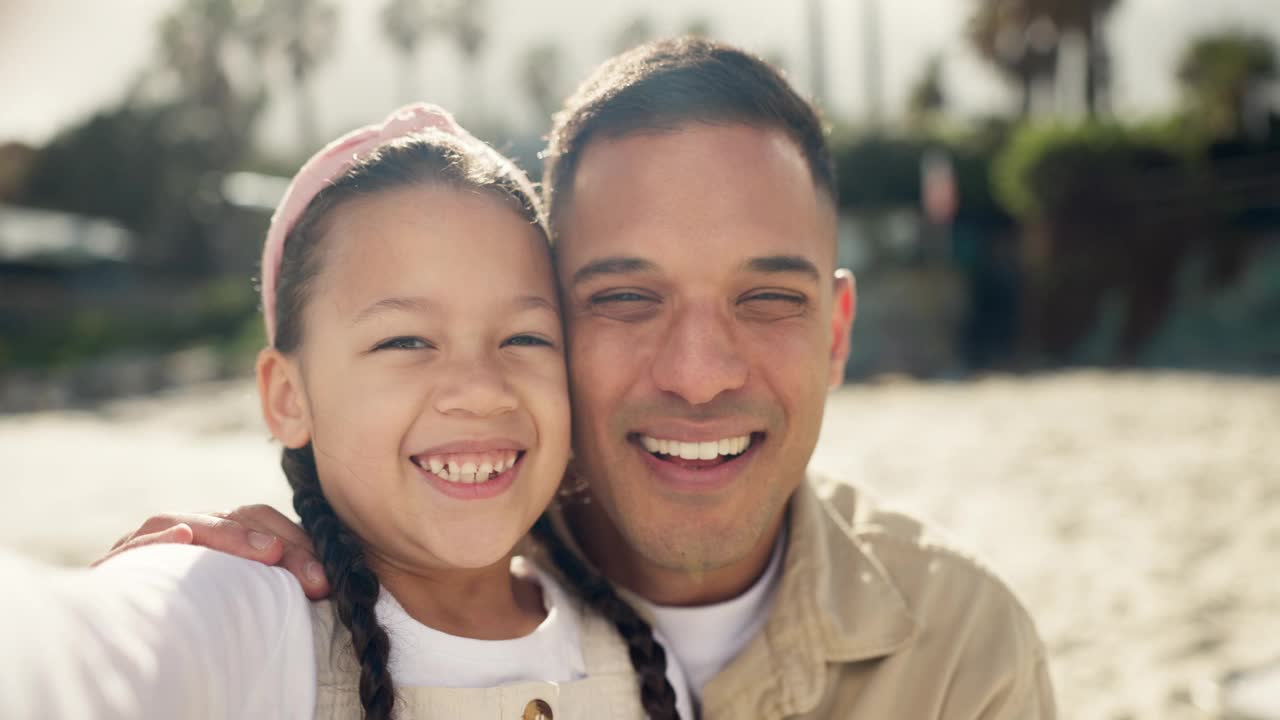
left=93, top=505, right=331, bottom=600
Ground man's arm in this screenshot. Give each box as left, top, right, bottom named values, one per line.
left=94, top=504, right=330, bottom=599
left=979, top=648, right=1057, bottom=719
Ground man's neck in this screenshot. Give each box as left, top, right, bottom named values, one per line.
left=565, top=501, right=786, bottom=607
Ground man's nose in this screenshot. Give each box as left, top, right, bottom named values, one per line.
left=431, top=354, right=518, bottom=417
left=650, top=302, right=749, bottom=405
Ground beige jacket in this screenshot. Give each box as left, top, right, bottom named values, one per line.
left=308, top=596, right=647, bottom=720
left=693, top=474, right=1056, bottom=719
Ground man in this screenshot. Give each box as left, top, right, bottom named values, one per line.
left=105, top=38, right=1055, bottom=718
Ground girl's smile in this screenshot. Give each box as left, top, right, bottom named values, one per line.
left=410, top=443, right=527, bottom=500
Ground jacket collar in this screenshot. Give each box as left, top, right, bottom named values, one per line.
left=700, top=478, right=919, bottom=717
left=531, top=477, right=919, bottom=718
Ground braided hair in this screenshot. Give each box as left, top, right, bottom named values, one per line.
left=284, top=444, right=395, bottom=719
left=531, top=514, right=682, bottom=720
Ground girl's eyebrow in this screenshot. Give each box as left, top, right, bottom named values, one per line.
left=350, top=296, right=436, bottom=325
left=351, top=295, right=556, bottom=325
left=512, top=295, right=557, bottom=313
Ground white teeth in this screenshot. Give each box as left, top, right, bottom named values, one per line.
left=641, top=434, right=752, bottom=459
left=415, top=451, right=522, bottom=484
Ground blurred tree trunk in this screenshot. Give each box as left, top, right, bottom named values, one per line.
left=380, top=0, right=443, bottom=102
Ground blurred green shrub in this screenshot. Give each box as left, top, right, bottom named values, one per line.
left=1142, top=241, right=1280, bottom=370
left=990, top=122, right=1199, bottom=363
left=993, top=122, right=1187, bottom=220
left=1, top=276, right=261, bottom=373
left=830, top=129, right=1010, bottom=224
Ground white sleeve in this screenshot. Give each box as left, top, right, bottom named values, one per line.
left=0, top=545, right=316, bottom=720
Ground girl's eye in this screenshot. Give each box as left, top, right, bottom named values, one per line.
left=503, top=334, right=554, bottom=348
left=374, top=336, right=431, bottom=351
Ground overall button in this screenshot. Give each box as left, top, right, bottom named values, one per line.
left=522, top=698, right=553, bottom=720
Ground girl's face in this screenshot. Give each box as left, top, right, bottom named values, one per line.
left=269, top=185, right=569, bottom=572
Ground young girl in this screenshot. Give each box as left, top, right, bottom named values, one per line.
left=1, top=104, right=689, bottom=720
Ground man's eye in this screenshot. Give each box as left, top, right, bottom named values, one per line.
left=744, top=292, right=806, bottom=305
left=374, top=336, right=431, bottom=351
left=502, top=334, right=554, bottom=348
left=591, top=291, right=655, bottom=305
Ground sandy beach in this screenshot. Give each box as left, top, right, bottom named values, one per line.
left=2, top=370, right=1277, bottom=719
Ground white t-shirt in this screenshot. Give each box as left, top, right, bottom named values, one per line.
left=634, top=528, right=786, bottom=703
left=0, top=545, right=693, bottom=719
left=378, top=556, right=584, bottom=688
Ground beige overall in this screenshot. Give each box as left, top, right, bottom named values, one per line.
left=308, top=598, right=649, bottom=720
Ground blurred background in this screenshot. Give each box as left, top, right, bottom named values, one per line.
left=2, top=1, right=1279, bottom=718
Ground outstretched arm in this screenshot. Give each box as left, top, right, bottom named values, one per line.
left=0, top=545, right=316, bottom=719
left=93, top=504, right=330, bottom=599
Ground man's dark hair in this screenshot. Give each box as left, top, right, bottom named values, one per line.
left=543, top=36, right=836, bottom=230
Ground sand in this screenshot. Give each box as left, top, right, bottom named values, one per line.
left=2, top=370, right=1277, bottom=719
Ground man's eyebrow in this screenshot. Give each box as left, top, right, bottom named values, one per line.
left=743, top=255, right=821, bottom=281
left=570, top=256, right=659, bottom=286
left=351, top=296, right=435, bottom=325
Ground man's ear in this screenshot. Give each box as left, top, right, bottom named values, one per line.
left=256, top=347, right=312, bottom=448
left=827, top=269, right=857, bottom=389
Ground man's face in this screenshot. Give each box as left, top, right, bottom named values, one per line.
left=556, top=123, right=855, bottom=583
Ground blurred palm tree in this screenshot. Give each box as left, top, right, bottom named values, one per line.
left=683, top=17, right=713, bottom=38
left=806, top=0, right=828, bottom=109
left=146, top=0, right=268, bottom=160
left=907, top=55, right=947, bottom=128
left=1178, top=30, right=1279, bottom=140
left=968, top=0, right=1118, bottom=117
left=447, top=0, right=488, bottom=122
left=259, top=0, right=339, bottom=152
left=612, top=14, right=655, bottom=55
left=520, top=42, right=563, bottom=128
left=381, top=0, right=445, bottom=102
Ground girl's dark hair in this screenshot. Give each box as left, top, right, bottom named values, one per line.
left=531, top=515, right=681, bottom=720
left=270, top=131, right=678, bottom=718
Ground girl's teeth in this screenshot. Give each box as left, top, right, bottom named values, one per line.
left=429, top=459, right=444, bottom=475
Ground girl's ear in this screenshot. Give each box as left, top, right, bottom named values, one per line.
left=256, top=347, right=312, bottom=448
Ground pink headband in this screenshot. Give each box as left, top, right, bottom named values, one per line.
left=260, top=103, right=473, bottom=345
